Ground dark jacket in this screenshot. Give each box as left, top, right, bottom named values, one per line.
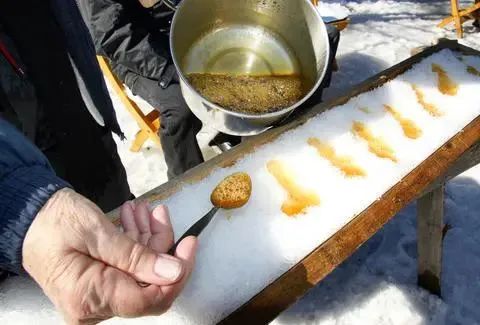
left=50, top=0, right=124, bottom=137
left=0, top=0, right=124, bottom=138
left=0, top=117, right=70, bottom=274
left=77, top=0, right=174, bottom=86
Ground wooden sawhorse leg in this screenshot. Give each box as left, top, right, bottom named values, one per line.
left=417, top=184, right=445, bottom=296
left=451, top=0, right=463, bottom=39
left=131, top=129, right=150, bottom=152
left=129, top=111, right=161, bottom=152
left=97, top=56, right=161, bottom=152
left=438, top=0, right=480, bottom=38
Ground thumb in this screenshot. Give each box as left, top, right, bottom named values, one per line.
left=92, top=227, right=186, bottom=286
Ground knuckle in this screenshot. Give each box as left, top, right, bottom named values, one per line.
left=126, top=243, right=148, bottom=274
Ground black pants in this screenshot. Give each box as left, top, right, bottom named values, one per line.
left=128, top=75, right=204, bottom=179
left=0, top=0, right=131, bottom=212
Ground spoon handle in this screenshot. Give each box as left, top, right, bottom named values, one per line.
left=137, top=206, right=220, bottom=288
left=168, top=206, right=220, bottom=255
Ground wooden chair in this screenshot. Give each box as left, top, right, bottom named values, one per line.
left=97, top=56, right=161, bottom=152
left=438, top=0, right=480, bottom=38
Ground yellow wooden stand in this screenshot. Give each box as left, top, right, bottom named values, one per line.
left=97, top=56, right=161, bottom=152
left=438, top=0, right=480, bottom=39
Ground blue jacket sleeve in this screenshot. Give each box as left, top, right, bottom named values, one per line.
left=0, top=118, right=71, bottom=274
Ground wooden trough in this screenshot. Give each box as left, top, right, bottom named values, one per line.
left=108, top=39, right=480, bottom=325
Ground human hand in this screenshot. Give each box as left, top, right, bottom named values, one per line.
left=120, top=201, right=178, bottom=254
left=22, top=188, right=197, bottom=324
left=120, top=201, right=184, bottom=287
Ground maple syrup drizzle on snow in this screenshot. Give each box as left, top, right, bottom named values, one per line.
left=267, top=160, right=320, bottom=216
left=384, top=105, right=422, bottom=139
left=411, top=84, right=443, bottom=117
left=352, top=121, right=397, bottom=162
left=308, top=138, right=366, bottom=177
left=431, top=63, right=458, bottom=96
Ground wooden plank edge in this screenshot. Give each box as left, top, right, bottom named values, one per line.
left=421, top=141, right=480, bottom=196
left=219, top=116, right=480, bottom=325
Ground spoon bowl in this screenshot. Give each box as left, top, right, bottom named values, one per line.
left=167, top=172, right=252, bottom=255
left=211, top=172, right=252, bottom=209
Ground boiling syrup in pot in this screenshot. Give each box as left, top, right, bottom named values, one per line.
left=187, top=73, right=306, bottom=114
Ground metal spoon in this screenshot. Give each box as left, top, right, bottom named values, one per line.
left=168, top=172, right=252, bottom=254
left=138, top=172, right=252, bottom=287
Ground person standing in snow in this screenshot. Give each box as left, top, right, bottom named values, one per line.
left=77, top=0, right=205, bottom=179
left=0, top=0, right=132, bottom=212
left=77, top=0, right=341, bottom=179
left=0, top=118, right=197, bottom=323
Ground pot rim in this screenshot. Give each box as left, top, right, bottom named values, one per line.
left=170, top=0, right=331, bottom=119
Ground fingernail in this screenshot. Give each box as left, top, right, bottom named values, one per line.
left=154, top=254, right=182, bottom=281
left=142, top=200, right=153, bottom=212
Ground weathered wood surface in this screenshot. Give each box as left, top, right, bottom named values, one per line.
left=417, top=185, right=445, bottom=296
left=421, top=141, right=480, bottom=196
left=104, top=40, right=480, bottom=325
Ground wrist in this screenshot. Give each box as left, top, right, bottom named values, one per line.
left=22, top=188, right=79, bottom=277
left=0, top=166, right=70, bottom=274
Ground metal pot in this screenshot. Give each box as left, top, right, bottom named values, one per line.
left=170, top=0, right=330, bottom=136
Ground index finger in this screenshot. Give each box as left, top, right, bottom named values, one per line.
left=148, top=205, right=174, bottom=253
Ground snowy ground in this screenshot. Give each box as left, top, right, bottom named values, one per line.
left=2, top=0, right=480, bottom=324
